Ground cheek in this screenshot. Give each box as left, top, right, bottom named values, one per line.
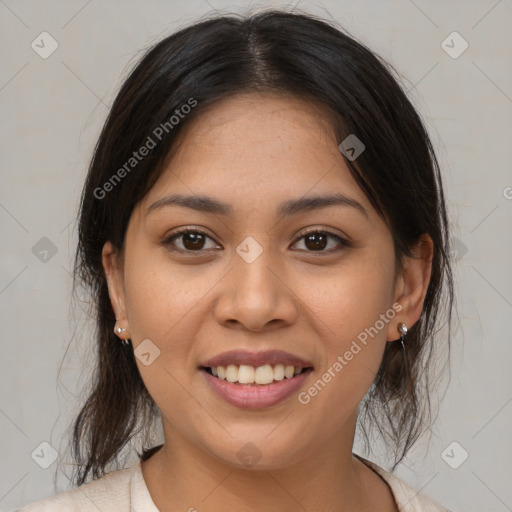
left=122, top=247, right=210, bottom=344
left=298, top=251, right=395, bottom=347
left=120, top=253, right=210, bottom=428
left=296, top=252, right=395, bottom=407
left=121, top=245, right=227, bottom=401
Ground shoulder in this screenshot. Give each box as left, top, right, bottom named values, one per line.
left=360, top=458, right=452, bottom=512
left=19, top=464, right=136, bottom=512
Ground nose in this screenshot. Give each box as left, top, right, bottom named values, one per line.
left=213, top=245, right=299, bottom=333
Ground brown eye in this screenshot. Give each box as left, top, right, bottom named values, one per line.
left=304, top=232, right=328, bottom=251
left=163, top=229, right=220, bottom=253
left=292, top=230, right=349, bottom=252
left=181, top=232, right=206, bottom=250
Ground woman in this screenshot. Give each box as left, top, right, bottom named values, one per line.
left=21, top=9, right=453, bottom=511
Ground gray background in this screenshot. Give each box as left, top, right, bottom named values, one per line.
left=1, top=1, right=511, bottom=511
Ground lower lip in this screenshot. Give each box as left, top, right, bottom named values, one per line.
left=200, top=368, right=313, bottom=410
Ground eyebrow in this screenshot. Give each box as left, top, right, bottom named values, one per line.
left=146, top=192, right=368, bottom=219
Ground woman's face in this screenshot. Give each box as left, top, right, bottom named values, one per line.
left=104, top=93, right=416, bottom=469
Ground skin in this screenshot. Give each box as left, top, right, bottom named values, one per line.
left=102, top=93, right=433, bottom=512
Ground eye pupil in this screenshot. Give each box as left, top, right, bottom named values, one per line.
left=305, top=233, right=327, bottom=251
left=183, top=232, right=205, bottom=250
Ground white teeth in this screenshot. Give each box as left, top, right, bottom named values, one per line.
left=208, top=363, right=306, bottom=384
left=273, top=364, right=285, bottom=380
left=225, top=364, right=238, bottom=383
left=284, top=365, right=295, bottom=379
left=254, top=364, right=274, bottom=384
left=238, top=364, right=255, bottom=384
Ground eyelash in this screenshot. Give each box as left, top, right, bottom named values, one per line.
left=162, top=227, right=350, bottom=255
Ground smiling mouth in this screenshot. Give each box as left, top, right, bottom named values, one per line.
left=201, top=364, right=314, bottom=386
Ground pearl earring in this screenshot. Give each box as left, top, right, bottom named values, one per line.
left=114, top=325, right=131, bottom=347
left=398, top=322, right=408, bottom=350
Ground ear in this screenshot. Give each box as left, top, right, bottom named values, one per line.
left=102, top=241, right=129, bottom=328
left=386, top=234, right=433, bottom=341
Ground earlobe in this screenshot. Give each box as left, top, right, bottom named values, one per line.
left=102, top=241, right=128, bottom=322
left=387, top=234, right=433, bottom=341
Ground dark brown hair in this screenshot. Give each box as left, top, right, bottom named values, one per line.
left=69, top=9, right=454, bottom=486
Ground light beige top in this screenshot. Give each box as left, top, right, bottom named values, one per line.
left=20, top=458, right=451, bottom=511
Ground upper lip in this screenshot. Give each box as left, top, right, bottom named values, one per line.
left=200, top=349, right=314, bottom=369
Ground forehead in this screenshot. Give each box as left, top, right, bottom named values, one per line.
left=179, top=92, right=338, bottom=142
left=140, top=93, right=370, bottom=216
